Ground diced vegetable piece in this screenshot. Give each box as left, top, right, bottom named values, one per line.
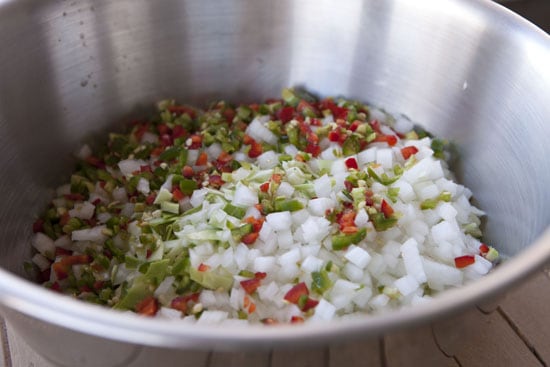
left=454, top=255, right=475, bottom=268
left=189, top=266, right=233, bottom=291
left=332, top=228, right=367, bottom=250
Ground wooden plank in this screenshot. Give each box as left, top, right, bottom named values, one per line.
left=271, top=347, right=326, bottom=367
left=124, top=346, right=209, bottom=367
left=432, top=307, right=542, bottom=367
left=208, top=351, right=270, bottom=367
left=499, top=270, right=550, bottom=365
left=328, top=338, right=382, bottom=367
left=1, top=317, right=7, bottom=367
left=384, top=326, right=458, bottom=367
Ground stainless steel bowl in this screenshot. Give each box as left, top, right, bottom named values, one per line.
left=1, top=0, right=549, bottom=365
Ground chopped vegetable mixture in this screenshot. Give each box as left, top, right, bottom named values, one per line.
left=29, top=88, right=499, bottom=324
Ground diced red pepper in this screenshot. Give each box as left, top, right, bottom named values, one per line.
left=349, top=120, right=361, bottom=132
left=79, top=285, right=92, bottom=293
left=306, top=132, right=319, bottom=145
left=284, top=282, right=309, bottom=304
left=217, top=151, right=233, bottom=164
left=454, top=255, right=475, bottom=268
left=52, top=262, right=69, bottom=280
left=328, top=129, right=341, bottom=142
left=85, top=155, right=105, bottom=169
left=135, top=296, right=159, bottom=316
left=59, top=212, right=70, bottom=226
left=195, top=152, right=208, bottom=166
left=479, top=243, right=490, bottom=255
left=55, top=247, right=72, bottom=257
left=321, top=100, right=348, bottom=120
left=297, top=100, right=318, bottom=116
left=254, top=203, right=264, bottom=213
left=171, top=293, right=200, bottom=313
left=182, top=165, right=194, bottom=178
left=338, top=210, right=356, bottom=230
left=159, top=134, right=173, bottom=147
left=271, top=174, right=283, bottom=183
left=243, top=134, right=253, bottom=145
left=401, top=146, right=419, bottom=160
left=242, top=232, right=259, bottom=245
left=305, top=143, right=321, bottom=157
left=278, top=106, right=295, bottom=123
left=151, top=147, right=164, bottom=157
left=32, top=218, right=44, bottom=233
left=243, top=295, right=256, bottom=313
left=223, top=108, right=236, bottom=122
left=301, top=297, right=319, bottom=312
left=209, top=174, right=224, bottom=189
left=172, top=187, right=184, bottom=201
left=240, top=278, right=262, bottom=294
left=140, top=165, right=152, bottom=173
left=255, top=272, right=267, bottom=280
left=369, top=120, right=382, bottom=134
left=344, top=180, right=354, bottom=192
left=248, top=140, right=263, bottom=158
left=260, top=182, right=270, bottom=193
left=64, top=193, right=86, bottom=201
left=50, top=281, right=61, bottom=292
left=332, top=106, right=348, bottom=120
left=245, top=216, right=265, bottom=233
left=380, top=200, right=394, bottom=218
left=134, top=123, right=150, bottom=141
left=198, top=263, right=210, bottom=272
left=341, top=226, right=358, bottom=234
left=310, top=118, right=322, bottom=126
left=168, top=105, right=197, bottom=119
left=188, top=134, right=203, bottom=149
left=345, top=157, right=358, bottom=170
left=157, top=123, right=171, bottom=136
left=172, top=125, right=186, bottom=139
left=374, top=134, right=398, bottom=146
left=291, top=316, right=305, bottom=324
left=145, top=193, right=156, bottom=205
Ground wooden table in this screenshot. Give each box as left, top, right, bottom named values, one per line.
left=2, top=265, right=549, bottom=367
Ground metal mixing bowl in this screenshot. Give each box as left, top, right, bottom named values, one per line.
left=0, top=0, right=549, bottom=365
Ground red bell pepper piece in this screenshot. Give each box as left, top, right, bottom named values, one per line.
left=454, top=255, right=475, bottom=268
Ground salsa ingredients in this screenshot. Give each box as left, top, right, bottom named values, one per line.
left=29, top=88, right=498, bottom=325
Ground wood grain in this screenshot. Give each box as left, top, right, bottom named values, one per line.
left=432, top=307, right=543, bottom=367
left=328, top=338, right=382, bottom=367
left=208, top=351, right=270, bottom=367
left=1, top=317, right=7, bottom=367
left=499, top=270, right=550, bottom=365
left=271, top=347, right=327, bottom=367
left=124, top=346, right=210, bottom=367
left=384, top=326, right=458, bottom=367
